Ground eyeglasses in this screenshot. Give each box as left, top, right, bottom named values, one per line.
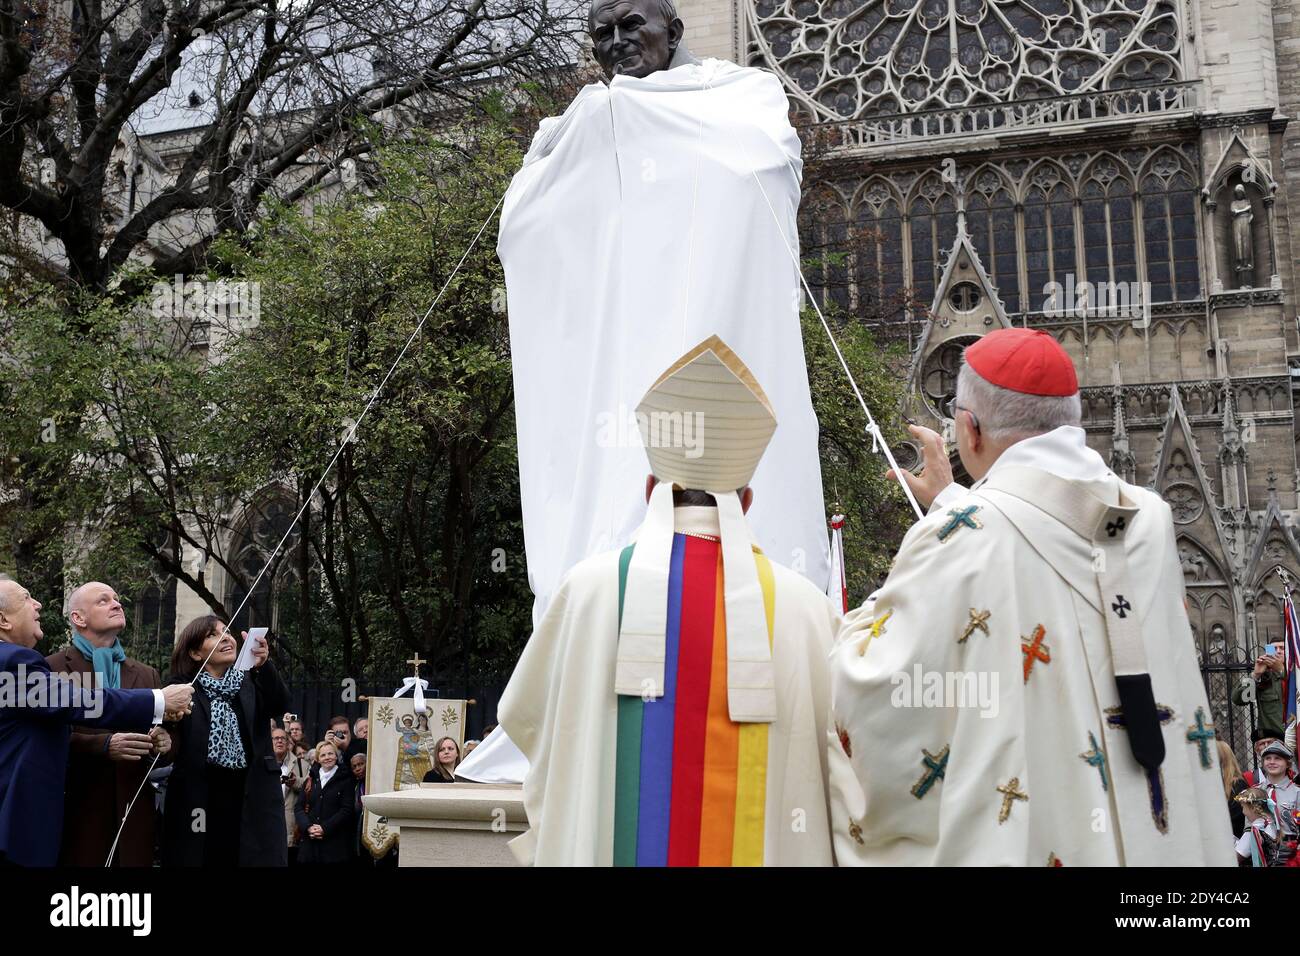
left=943, top=398, right=980, bottom=433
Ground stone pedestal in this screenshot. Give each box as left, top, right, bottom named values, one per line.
left=363, top=783, right=526, bottom=867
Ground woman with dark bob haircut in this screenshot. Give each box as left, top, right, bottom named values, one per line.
left=162, top=615, right=289, bottom=866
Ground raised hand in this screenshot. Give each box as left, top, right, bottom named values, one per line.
left=886, top=424, right=956, bottom=512
left=245, top=631, right=269, bottom=669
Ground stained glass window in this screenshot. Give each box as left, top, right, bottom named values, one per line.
left=751, top=0, right=1185, bottom=122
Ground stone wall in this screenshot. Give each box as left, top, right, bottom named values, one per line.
left=676, top=0, right=739, bottom=62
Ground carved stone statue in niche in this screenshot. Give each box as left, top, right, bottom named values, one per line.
left=1179, top=543, right=1209, bottom=582
left=1230, top=184, right=1254, bottom=288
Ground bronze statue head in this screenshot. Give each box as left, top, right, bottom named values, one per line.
left=589, top=0, right=684, bottom=80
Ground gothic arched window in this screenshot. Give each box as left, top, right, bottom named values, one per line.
left=1022, top=166, right=1076, bottom=311
left=966, top=171, right=1018, bottom=309
left=1141, top=159, right=1200, bottom=303
left=853, top=180, right=907, bottom=322
left=799, top=185, right=851, bottom=312
left=1080, top=161, right=1137, bottom=297
left=226, top=496, right=299, bottom=635
left=908, top=178, right=958, bottom=308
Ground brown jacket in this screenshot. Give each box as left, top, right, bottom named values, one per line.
left=280, top=752, right=311, bottom=847
left=45, top=645, right=162, bottom=867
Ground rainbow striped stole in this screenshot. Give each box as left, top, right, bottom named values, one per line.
left=613, top=534, right=777, bottom=866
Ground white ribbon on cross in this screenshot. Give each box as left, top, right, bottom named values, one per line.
left=392, top=676, right=429, bottom=715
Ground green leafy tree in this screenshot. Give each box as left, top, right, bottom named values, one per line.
left=803, top=307, right=915, bottom=604
left=208, top=119, right=532, bottom=679
left=0, top=94, right=920, bottom=679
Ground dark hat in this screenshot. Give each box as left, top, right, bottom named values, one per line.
left=1252, top=726, right=1284, bottom=744
left=1260, top=741, right=1294, bottom=762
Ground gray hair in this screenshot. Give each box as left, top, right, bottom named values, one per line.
left=589, top=0, right=680, bottom=30
left=0, top=576, right=13, bottom=615
left=955, top=361, right=1081, bottom=442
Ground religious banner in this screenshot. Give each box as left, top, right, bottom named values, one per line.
left=361, top=694, right=467, bottom=859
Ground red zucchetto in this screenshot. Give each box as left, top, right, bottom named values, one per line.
left=963, top=328, right=1078, bottom=397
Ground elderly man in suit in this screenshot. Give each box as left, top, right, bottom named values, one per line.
left=272, top=724, right=310, bottom=864
left=0, top=577, right=193, bottom=866
left=46, top=581, right=169, bottom=866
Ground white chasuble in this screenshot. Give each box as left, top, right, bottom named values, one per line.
left=498, top=508, right=841, bottom=866
left=497, top=58, right=829, bottom=626
left=830, top=445, right=1235, bottom=866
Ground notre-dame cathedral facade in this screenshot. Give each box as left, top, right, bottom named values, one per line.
left=677, top=0, right=1300, bottom=757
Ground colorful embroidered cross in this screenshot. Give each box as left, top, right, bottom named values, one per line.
left=1105, top=702, right=1175, bottom=731
left=1105, top=517, right=1127, bottom=538
left=958, top=608, right=991, bottom=644
left=1111, top=595, right=1131, bottom=618
left=938, top=505, right=983, bottom=542
left=1104, top=704, right=1174, bottom=833
left=911, top=745, right=950, bottom=800
left=1021, top=625, right=1050, bottom=683
left=996, top=777, right=1028, bottom=824
left=857, top=609, right=893, bottom=656
left=1186, top=707, right=1215, bottom=769
left=870, top=610, right=892, bottom=639
left=1080, top=730, right=1109, bottom=792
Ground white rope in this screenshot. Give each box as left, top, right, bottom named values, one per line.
left=743, top=159, right=924, bottom=521
left=103, top=82, right=926, bottom=864
left=669, top=64, right=923, bottom=520
left=104, top=193, right=507, bottom=867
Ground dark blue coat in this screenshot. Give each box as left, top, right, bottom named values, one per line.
left=295, top=764, right=356, bottom=865
left=0, top=641, right=157, bottom=866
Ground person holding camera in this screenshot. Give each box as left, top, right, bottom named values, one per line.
left=325, top=715, right=364, bottom=763
left=1234, top=645, right=1286, bottom=740
left=273, top=725, right=310, bottom=864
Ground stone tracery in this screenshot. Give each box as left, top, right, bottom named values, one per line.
left=749, top=0, right=1185, bottom=121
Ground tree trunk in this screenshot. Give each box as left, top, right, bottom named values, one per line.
left=297, top=475, right=316, bottom=672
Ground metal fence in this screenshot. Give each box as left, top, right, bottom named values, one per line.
left=1199, top=630, right=1269, bottom=777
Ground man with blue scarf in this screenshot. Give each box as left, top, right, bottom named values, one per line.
left=0, top=577, right=193, bottom=866
left=46, top=582, right=170, bottom=866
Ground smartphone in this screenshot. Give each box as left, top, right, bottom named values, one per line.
left=1264, top=643, right=1280, bottom=657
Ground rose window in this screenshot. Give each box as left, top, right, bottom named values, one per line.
left=749, top=0, right=1184, bottom=121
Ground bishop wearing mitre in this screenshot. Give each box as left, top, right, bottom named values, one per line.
left=830, top=328, right=1234, bottom=866
left=499, top=336, right=841, bottom=866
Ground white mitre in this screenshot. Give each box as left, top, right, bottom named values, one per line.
left=615, top=335, right=779, bottom=723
